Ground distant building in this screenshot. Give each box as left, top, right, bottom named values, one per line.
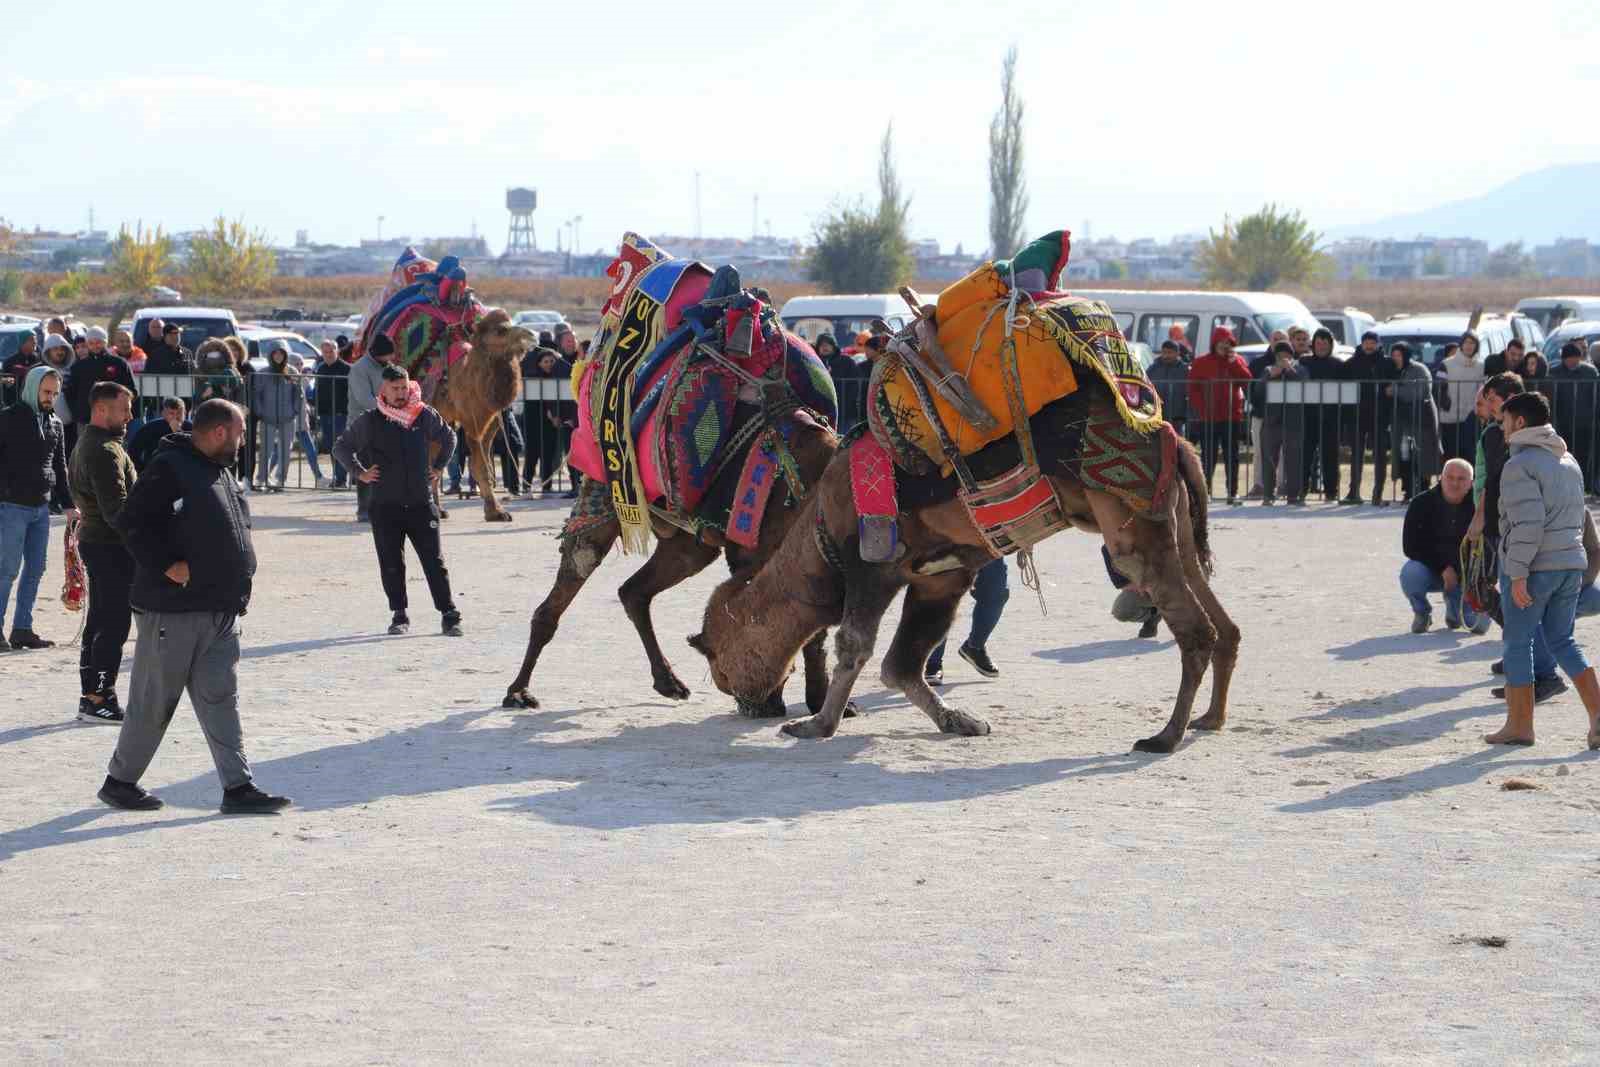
left=1329, top=236, right=1488, bottom=279
left=1533, top=238, right=1600, bottom=279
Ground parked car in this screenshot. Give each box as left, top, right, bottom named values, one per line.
left=0, top=312, right=40, bottom=326
left=1541, top=320, right=1600, bottom=363
left=779, top=294, right=920, bottom=352
left=240, top=326, right=317, bottom=371
left=1515, top=296, right=1600, bottom=334
left=1508, top=312, right=1547, bottom=351
left=1073, top=288, right=1328, bottom=360
left=512, top=309, right=569, bottom=332
left=1312, top=306, right=1379, bottom=346
left=129, top=305, right=239, bottom=353
left=150, top=285, right=182, bottom=304
left=1374, top=313, right=1515, bottom=369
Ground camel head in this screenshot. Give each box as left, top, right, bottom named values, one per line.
left=469, top=308, right=536, bottom=362
left=688, top=573, right=796, bottom=702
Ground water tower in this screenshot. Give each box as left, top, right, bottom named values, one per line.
left=505, top=187, right=537, bottom=257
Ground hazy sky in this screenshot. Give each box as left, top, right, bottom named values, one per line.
left=4, top=0, right=1598, bottom=256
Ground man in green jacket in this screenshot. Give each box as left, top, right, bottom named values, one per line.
left=68, top=381, right=138, bottom=724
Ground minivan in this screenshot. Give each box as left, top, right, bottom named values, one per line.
left=1070, top=289, right=1323, bottom=356
left=129, top=306, right=239, bottom=353
left=779, top=294, right=919, bottom=351
left=1514, top=296, right=1600, bottom=335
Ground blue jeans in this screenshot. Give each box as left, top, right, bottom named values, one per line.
left=0, top=502, right=51, bottom=631
left=927, top=558, right=1010, bottom=671
left=319, top=414, right=348, bottom=485
left=1398, top=559, right=1478, bottom=625
left=296, top=427, right=326, bottom=482
left=1500, top=569, right=1590, bottom=688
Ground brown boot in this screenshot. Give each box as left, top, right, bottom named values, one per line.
left=1485, top=684, right=1536, bottom=746
left=1573, top=667, right=1600, bottom=750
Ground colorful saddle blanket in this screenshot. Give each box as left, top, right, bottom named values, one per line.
left=568, top=233, right=837, bottom=553
left=871, top=230, right=1163, bottom=474
left=357, top=247, right=485, bottom=403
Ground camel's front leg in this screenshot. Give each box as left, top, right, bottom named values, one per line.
left=880, top=576, right=991, bottom=736
left=468, top=420, right=512, bottom=522
left=782, top=577, right=901, bottom=740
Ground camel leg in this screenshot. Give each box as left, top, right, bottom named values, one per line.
left=781, top=578, right=901, bottom=740
left=1119, top=535, right=1215, bottom=754
left=880, top=576, right=991, bottom=736
left=796, top=630, right=857, bottom=719
left=469, top=424, right=511, bottom=522
left=1182, top=521, right=1239, bottom=734
left=502, top=514, right=619, bottom=708
left=619, top=537, right=721, bottom=700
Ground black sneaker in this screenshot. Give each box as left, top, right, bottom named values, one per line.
left=1138, top=611, right=1160, bottom=639
left=388, top=612, right=410, bottom=635
left=1491, top=659, right=1505, bottom=675
left=1491, top=676, right=1570, bottom=703
left=441, top=611, right=463, bottom=637
left=221, top=783, right=292, bottom=814
left=0, top=634, right=10, bottom=652
left=77, top=696, right=124, bottom=725
left=958, top=643, right=1000, bottom=678
left=98, top=775, right=163, bottom=811
left=8, top=628, right=54, bottom=649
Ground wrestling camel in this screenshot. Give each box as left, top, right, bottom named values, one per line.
left=501, top=411, right=841, bottom=714
left=689, top=384, right=1240, bottom=754
left=429, top=308, right=534, bottom=522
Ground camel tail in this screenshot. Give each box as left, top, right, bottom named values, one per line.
left=1175, top=435, right=1214, bottom=577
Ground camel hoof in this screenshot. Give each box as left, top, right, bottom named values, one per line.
left=939, top=710, right=990, bottom=736
left=485, top=511, right=514, bottom=523
left=1132, top=733, right=1179, bottom=754
left=502, top=690, right=539, bottom=709
left=653, top=673, right=691, bottom=701
left=1190, top=712, right=1225, bottom=732
left=780, top=715, right=836, bottom=740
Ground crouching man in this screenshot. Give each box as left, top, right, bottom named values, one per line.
left=1400, top=458, right=1486, bottom=634
left=334, top=365, right=462, bottom=637
left=98, top=399, right=291, bottom=814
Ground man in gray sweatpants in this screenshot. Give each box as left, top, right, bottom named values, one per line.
left=98, top=399, right=291, bottom=814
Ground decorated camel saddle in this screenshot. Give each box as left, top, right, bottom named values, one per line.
left=857, top=230, right=1175, bottom=561
left=566, top=233, right=838, bottom=554
left=356, top=247, right=486, bottom=404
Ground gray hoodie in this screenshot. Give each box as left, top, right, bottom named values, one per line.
left=347, top=354, right=386, bottom=421
left=1498, top=424, right=1588, bottom=579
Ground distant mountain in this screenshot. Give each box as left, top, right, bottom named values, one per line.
left=1329, top=163, right=1600, bottom=246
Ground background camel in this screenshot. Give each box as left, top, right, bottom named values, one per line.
left=689, top=385, right=1240, bottom=754
left=428, top=308, right=534, bottom=522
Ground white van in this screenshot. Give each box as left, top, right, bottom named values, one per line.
left=779, top=294, right=920, bottom=351
left=1070, top=289, right=1324, bottom=357
left=1514, top=296, right=1600, bottom=335
left=129, top=306, right=239, bottom=352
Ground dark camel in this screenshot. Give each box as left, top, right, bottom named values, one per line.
left=689, top=387, right=1239, bottom=754
left=503, top=412, right=842, bottom=714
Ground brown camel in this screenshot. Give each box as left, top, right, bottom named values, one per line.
left=428, top=308, right=535, bottom=522
left=503, top=410, right=845, bottom=716
left=688, top=385, right=1240, bottom=754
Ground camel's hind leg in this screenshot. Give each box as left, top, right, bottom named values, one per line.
left=1091, top=491, right=1215, bottom=754
left=880, top=574, right=992, bottom=736
left=470, top=417, right=512, bottom=522
left=1182, top=552, right=1238, bottom=733
left=619, top=536, right=721, bottom=700
left=503, top=506, right=619, bottom=708
left=782, top=576, right=902, bottom=741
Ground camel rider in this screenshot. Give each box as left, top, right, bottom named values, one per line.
left=334, top=364, right=462, bottom=637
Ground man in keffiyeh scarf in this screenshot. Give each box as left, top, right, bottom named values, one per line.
left=333, top=365, right=464, bottom=636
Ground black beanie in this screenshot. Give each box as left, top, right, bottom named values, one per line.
left=370, top=333, right=395, bottom=357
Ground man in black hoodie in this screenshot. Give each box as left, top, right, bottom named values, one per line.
left=1300, top=327, right=1342, bottom=501
left=817, top=332, right=868, bottom=432
left=1342, top=330, right=1391, bottom=504
left=98, top=398, right=291, bottom=814
left=64, top=327, right=138, bottom=448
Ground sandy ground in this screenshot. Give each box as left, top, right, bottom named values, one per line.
left=3, top=488, right=1599, bottom=1065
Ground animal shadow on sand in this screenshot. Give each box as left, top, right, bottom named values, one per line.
left=0, top=701, right=1159, bottom=861
left=1033, top=638, right=1175, bottom=664
left=1279, top=744, right=1599, bottom=814
left=1326, top=630, right=1481, bottom=661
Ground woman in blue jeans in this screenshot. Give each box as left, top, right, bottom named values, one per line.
left=1487, top=391, right=1600, bottom=748
left=925, top=557, right=1009, bottom=683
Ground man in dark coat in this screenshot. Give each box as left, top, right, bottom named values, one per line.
left=1547, top=341, right=1599, bottom=490
left=1400, top=458, right=1482, bottom=633
left=141, top=322, right=195, bottom=375
left=64, top=327, right=138, bottom=447
left=99, top=398, right=291, bottom=814
left=0, top=366, right=77, bottom=651
left=1342, top=330, right=1391, bottom=504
